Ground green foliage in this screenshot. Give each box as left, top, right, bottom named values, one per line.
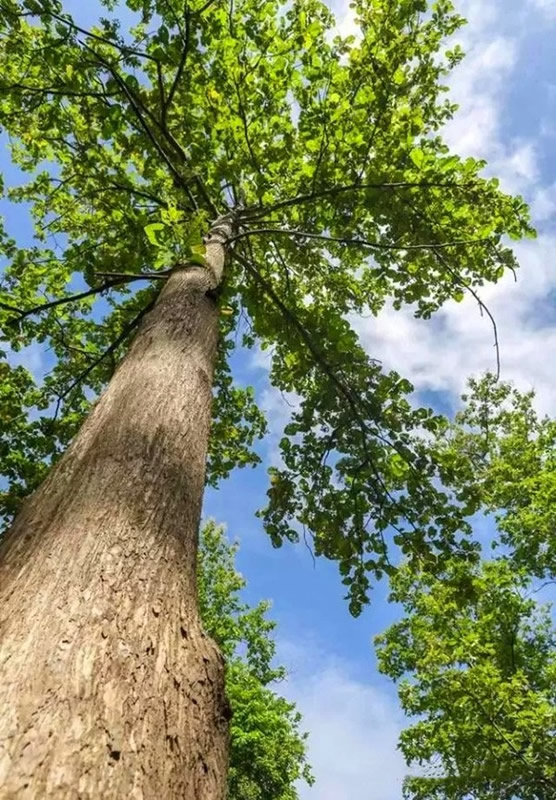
left=376, top=378, right=556, bottom=799
left=197, top=520, right=313, bottom=800
left=0, top=0, right=534, bottom=610
left=377, top=559, right=556, bottom=800
left=434, top=373, right=556, bottom=579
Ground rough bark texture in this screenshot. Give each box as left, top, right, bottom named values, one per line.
left=0, top=219, right=234, bottom=798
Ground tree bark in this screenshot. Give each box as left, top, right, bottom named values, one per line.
left=0, top=216, right=234, bottom=798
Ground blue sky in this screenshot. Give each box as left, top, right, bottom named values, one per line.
left=2, top=1, right=556, bottom=797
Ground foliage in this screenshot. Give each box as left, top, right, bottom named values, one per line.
left=197, top=520, right=313, bottom=800
left=376, top=378, right=556, bottom=799
left=0, top=0, right=535, bottom=612
left=434, top=373, right=556, bottom=579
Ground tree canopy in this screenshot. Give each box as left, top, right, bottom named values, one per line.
left=0, top=0, right=535, bottom=616
left=377, top=378, right=556, bottom=799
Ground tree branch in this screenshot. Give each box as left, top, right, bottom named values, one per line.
left=399, top=194, right=502, bottom=379
left=232, top=227, right=491, bottom=251
left=231, top=248, right=417, bottom=522
left=193, top=0, right=222, bottom=15
left=82, top=42, right=193, bottom=203
left=233, top=76, right=265, bottom=189
left=159, top=0, right=187, bottom=40
left=95, top=271, right=170, bottom=281
left=432, top=246, right=501, bottom=379
left=0, top=82, right=115, bottom=100
left=242, top=180, right=478, bottom=217
left=3, top=275, right=157, bottom=327
left=164, top=9, right=191, bottom=114
left=14, top=2, right=160, bottom=63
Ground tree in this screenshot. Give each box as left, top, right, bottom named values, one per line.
left=376, top=379, right=556, bottom=799
left=378, top=559, right=556, bottom=800
left=197, top=520, right=312, bottom=800
left=434, top=374, right=556, bottom=580
left=0, top=0, right=534, bottom=795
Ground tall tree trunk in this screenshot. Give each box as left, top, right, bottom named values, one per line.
left=0, top=216, right=234, bottom=798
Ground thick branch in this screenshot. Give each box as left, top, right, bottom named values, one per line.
left=95, top=272, right=170, bottom=282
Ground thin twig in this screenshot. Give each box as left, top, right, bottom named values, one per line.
left=8, top=2, right=160, bottom=63
left=164, top=10, right=190, bottom=113
left=4, top=276, right=147, bottom=326
left=231, top=227, right=491, bottom=251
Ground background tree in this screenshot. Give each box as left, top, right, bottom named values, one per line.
left=0, top=0, right=534, bottom=795
left=435, top=374, right=556, bottom=580
left=198, top=520, right=312, bottom=800
left=376, top=378, right=556, bottom=799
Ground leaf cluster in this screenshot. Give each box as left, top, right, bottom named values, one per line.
left=376, top=377, right=556, bottom=799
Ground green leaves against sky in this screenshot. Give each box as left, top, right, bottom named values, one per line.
left=0, top=0, right=535, bottom=611
left=377, top=377, right=556, bottom=799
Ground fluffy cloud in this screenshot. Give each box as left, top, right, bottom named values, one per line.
left=354, top=0, right=556, bottom=415
left=440, top=1, right=539, bottom=198
left=354, top=232, right=556, bottom=416
left=278, top=642, right=407, bottom=800
left=529, top=0, right=556, bottom=20
left=2, top=342, right=48, bottom=382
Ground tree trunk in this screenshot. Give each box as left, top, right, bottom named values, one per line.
left=0, top=217, right=234, bottom=798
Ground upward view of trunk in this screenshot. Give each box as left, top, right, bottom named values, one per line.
left=0, top=217, right=234, bottom=798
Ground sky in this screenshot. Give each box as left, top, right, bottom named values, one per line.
left=1, top=1, right=556, bottom=798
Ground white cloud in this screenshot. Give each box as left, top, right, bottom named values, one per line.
left=279, top=642, right=407, bottom=800
left=2, top=342, right=47, bottom=382
left=355, top=231, right=556, bottom=416
left=438, top=2, right=552, bottom=201
left=327, top=0, right=359, bottom=40
left=532, top=183, right=556, bottom=222
left=441, top=12, right=527, bottom=193
left=335, top=6, right=359, bottom=40
left=348, top=0, right=556, bottom=416
left=529, top=0, right=556, bottom=20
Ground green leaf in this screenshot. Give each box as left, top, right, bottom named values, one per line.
left=187, top=253, right=206, bottom=267
left=409, top=148, right=425, bottom=169
left=144, top=222, right=165, bottom=246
